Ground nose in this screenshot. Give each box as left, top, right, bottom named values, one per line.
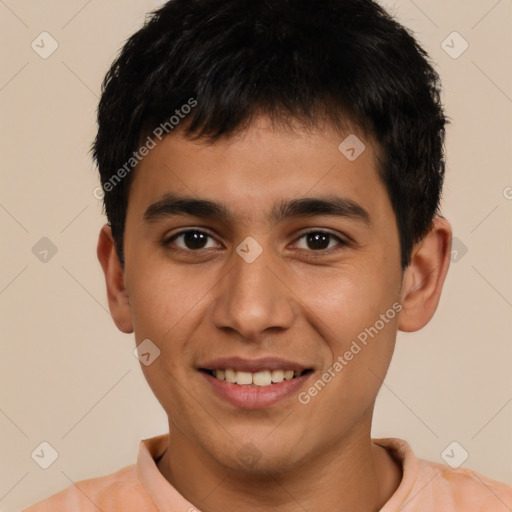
left=211, top=241, right=296, bottom=341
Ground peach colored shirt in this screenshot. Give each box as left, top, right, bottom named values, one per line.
left=22, top=434, right=512, bottom=511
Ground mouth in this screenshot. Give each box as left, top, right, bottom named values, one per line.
left=197, top=357, right=315, bottom=408
left=200, top=368, right=313, bottom=387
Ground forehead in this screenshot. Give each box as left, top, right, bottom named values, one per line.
left=127, top=116, right=390, bottom=225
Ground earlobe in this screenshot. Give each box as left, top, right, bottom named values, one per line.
left=398, top=216, right=452, bottom=332
left=97, top=225, right=134, bottom=333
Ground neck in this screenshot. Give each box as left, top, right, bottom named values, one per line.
left=157, top=414, right=402, bottom=512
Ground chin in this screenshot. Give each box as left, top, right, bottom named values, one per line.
left=212, top=433, right=308, bottom=475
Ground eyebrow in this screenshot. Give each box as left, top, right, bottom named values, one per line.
left=143, top=193, right=371, bottom=226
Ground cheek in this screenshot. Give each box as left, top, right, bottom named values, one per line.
left=125, top=261, right=210, bottom=417
left=124, top=257, right=220, bottom=408
left=292, top=258, right=399, bottom=401
left=296, top=260, right=397, bottom=345
left=296, top=316, right=397, bottom=435
left=126, top=255, right=209, bottom=342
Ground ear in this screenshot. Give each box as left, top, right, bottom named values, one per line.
left=398, top=216, right=452, bottom=332
left=97, top=224, right=133, bottom=333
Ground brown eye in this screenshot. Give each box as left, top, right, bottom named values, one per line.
left=166, top=230, right=219, bottom=251
left=294, top=230, right=345, bottom=251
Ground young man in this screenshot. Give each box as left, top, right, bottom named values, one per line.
left=23, top=0, right=512, bottom=510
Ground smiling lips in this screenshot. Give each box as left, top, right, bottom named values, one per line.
left=199, top=356, right=313, bottom=389
left=200, top=366, right=314, bottom=409
left=206, top=368, right=308, bottom=386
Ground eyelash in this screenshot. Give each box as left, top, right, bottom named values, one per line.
left=163, top=228, right=348, bottom=254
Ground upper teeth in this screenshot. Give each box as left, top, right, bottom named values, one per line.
left=213, top=369, right=300, bottom=386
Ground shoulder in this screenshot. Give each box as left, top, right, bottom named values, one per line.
left=375, top=438, right=512, bottom=511
left=21, top=464, right=157, bottom=512
left=417, top=457, right=512, bottom=511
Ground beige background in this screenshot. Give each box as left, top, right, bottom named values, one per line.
left=1, top=0, right=511, bottom=510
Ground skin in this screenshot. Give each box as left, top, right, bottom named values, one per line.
left=98, top=116, right=452, bottom=512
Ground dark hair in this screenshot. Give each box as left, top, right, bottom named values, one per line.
left=92, top=0, right=446, bottom=268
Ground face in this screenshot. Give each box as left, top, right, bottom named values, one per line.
left=120, top=117, right=405, bottom=472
